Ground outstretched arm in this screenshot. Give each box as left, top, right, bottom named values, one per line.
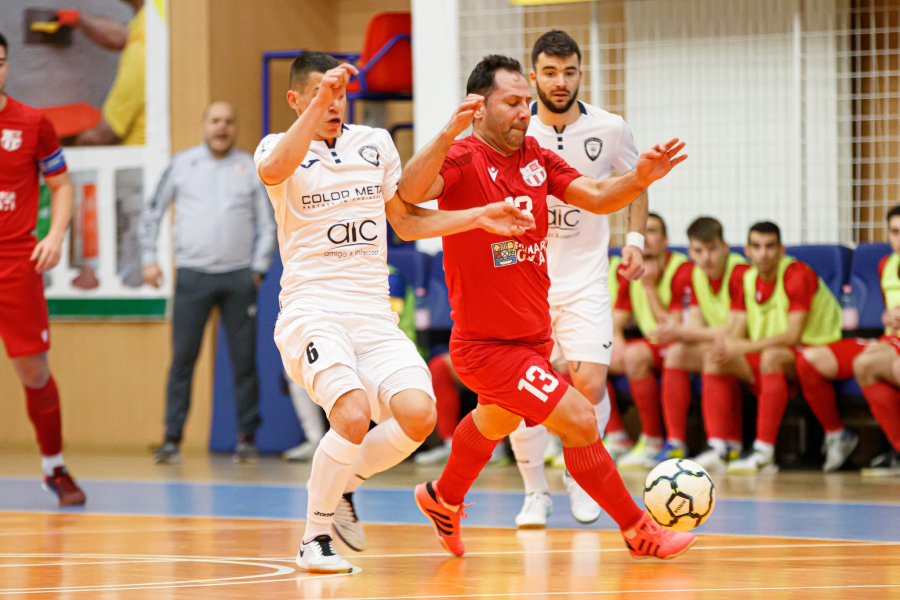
left=385, top=194, right=535, bottom=241
left=397, top=94, right=484, bottom=204
left=563, top=139, right=686, bottom=215
left=257, top=63, right=358, bottom=186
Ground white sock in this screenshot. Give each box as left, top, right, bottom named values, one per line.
left=752, top=440, right=775, bottom=462
left=344, top=418, right=421, bottom=494
left=41, top=453, right=65, bottom=476
left=594, top=397, right=611, bottom=438
left=509, top=421, right=550, bottom=494
left=825, top=429, right=845, bottom=443
left=288, top=377, right=326, bottom=444
left=304, top=429, right=361, bottom=543
left=708, top=438, right=728, bottom=456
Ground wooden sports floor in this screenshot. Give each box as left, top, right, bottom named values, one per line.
left=2, top=452, right=900, bottom=599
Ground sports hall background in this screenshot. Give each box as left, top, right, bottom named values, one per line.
left=1, top=0, right=899, bottom=456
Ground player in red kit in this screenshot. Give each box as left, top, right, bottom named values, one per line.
left=0, top=33, right=85, bottom=506
left=399, top=55, right=694, bottom=559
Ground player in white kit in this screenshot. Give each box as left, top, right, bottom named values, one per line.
left=255, top=52, right=534, bottom=573
left=509, top=31, right=649, bottom=527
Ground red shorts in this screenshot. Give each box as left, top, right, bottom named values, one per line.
left=0, top=257, right=50, bottom=358
left=627, top=339, right=668, bottom=372
left=745, top=338, right=871, bottom=392
left=450, top=335, right=570, bottom=427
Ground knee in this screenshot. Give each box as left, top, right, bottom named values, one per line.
left=392, top=395, right=438, bottom=442
left=759, top=348, right=793, bottom=373
left=555, top=403, right=599, bottom=447
left=665, top=342, right=687, bottom=366
left=853, top=351, right=874, bottom=379
left=330, top=392, right=372, bottom=444
left=12, top=356, right=50, bottom=389
left=624, top=344, right=653, bottom=379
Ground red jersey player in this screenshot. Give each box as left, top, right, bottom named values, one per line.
left=399, top=55, right=695, bottom=559
left=0, top=34, right=85, bottom=506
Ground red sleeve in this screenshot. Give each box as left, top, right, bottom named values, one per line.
left=437, top=143, right=469, bottom=206
left=729, top=264, right=750, bottom=311
left=668, top=262, right=694, bottom=311
left=614, top=270, right=632, bottom=312
left=541, top=147, right=581, bottom=200
left=36, top=115, right=67, bottom=176
left=784, top=262, right=819, bottom=313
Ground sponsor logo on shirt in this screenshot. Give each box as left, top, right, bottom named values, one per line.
left=585, top=137, right=603, bottom=161
left=358, top=146, right=380, bottom=166
left=520, top=160, right=547, bottom=187
left=492, top=241, right=517, bottom=267
left=324, top=218, right=380, bottom=258
left=548, top=206, right=580, bottom=231
left=300, top=159, right=320, bottom=169
left=299, top=185, right=382, bottom=209
left=0, top=191, right=16, bottom=211
left=488, top=167, right=498, bottom=182
left=1, top=130, right=22, bottom=152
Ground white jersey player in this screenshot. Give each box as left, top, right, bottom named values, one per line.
left=255, top=52, right=534, bottom=574
left=508, top=31, right=649, bottom=528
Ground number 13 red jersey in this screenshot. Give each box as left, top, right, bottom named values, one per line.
left=437, top=135, right=581, bottom=341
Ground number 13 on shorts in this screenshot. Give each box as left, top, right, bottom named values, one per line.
left=518, top=365, right=558, bottom=402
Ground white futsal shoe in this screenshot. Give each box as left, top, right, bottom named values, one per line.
left=562, top=469, right=601, bottom=524
left=692, top=447, right=729, bottom=474
left=727, top=448, right=779, bottom=475
left=332, top=492, right=366, bottom=551
left=515, top=491, right=553, bottom=528
left=544, top=434, right=564, bottom=466
left=617, top=436, right=662, bottom=470
left=822, top=430, right=859, bottom=473
left=296, top=534, right=353, bottom=573
left=282, top=440, right=318, bottom=462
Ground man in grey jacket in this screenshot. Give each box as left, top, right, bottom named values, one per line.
left=141, top=101, right=276, bottom=464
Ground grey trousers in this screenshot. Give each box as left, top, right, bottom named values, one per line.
left=164, top=268, right=261, bottom=442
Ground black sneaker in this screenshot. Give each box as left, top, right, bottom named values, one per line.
left=862, top=448, right=900, bottom=477
left=233, top=440, right=258, bottom=463
left=333, top=492, right=366, bottom=551
left=153, top=441, right=181, bottom=464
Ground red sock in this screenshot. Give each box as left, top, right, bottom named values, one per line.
left=756, top=372, right=789, bottom=445
left=862, top=382, right=900, bottom=451
left=606, top=380, right=625, bottom=434
left=661, top=368, right=691, bottom=443
left=563, top=438, right=644, bottom=530
left=25, top=376, right=62, bottom=456
left=702, top=374, right=735, bottom=441
left=727, top=377, right=744, bottom=444
left=436, top=411, right=499, bottom=506
left=429, top=356, right=461, bottom=441
left=796, top=354, right=844, bottom=433
left=629, top=375, right=663, bottom=438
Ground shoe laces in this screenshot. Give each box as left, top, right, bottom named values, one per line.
left=523, top=492, right=547, bottom=512
left=309, top=535, right=337, bottom=557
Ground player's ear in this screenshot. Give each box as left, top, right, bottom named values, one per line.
left=529, top=70, right=537, bottom=88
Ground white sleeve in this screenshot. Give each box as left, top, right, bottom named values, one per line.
left=254, top=134, right=287, bottom=184
left=612, top=120, right=639, bottom=175
left=381, top=132, right=402, bottom=202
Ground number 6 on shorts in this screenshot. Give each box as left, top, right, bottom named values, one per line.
left=517, top=365, right=558, bottom=402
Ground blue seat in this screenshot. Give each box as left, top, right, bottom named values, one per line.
left=785, top=245, right=852, bottom=299
left=387, top=248, right=427, bottom=292
left=427, top=251, right=453, bottom=329
left=850, top=243, right=892, bottom=329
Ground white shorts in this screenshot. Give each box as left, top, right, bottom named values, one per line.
left=549, top=289, right=613, bottom=366
left=274, top=307, right=435, bottom=424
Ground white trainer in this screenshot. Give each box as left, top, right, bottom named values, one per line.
left=692, top=447, right=728, bottom=475
left=822, top=430, right=858, bottom=473
left=414, top=439, right=453, bottom=465
left=282, top=440, right=318, bottom=462
left=515, top=491, right=553, bottom=529
left=544, top=434, right=564, bottom=466
left=332, top=492, right=366, bottom=552
left=602, top=434, right=633, bottom=463
left=727, top=449, right=779, bottom=475
left=562, top=469, right=601, bottom=524
left=617, top=436, right=662, bottom=470
left=296, top=535, right=353, bottom=573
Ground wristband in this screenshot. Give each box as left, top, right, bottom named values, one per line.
left=625, top=232, right=645, bottom=252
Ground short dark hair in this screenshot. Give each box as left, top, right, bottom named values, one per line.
left=289, top=51, right=339, bottom=89
left=531, top=30, right=581, bottom=68
left=888, top=205, right=900, bottom=223
left=466, top=54, right=523, bottom=98
left=687, top=216, right=724, bottom=244
left=748, top=221, right=781, bottom=244
left=0, top=32, right=7, bottom=54
left=648, top=212, right=667, bottom=237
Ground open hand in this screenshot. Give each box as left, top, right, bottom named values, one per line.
left=443, top=94, right=484, bottom=140
left=314, top=63, right=359, bottom=106
left=477, top=203, right=536, bottom=237
left=636, top=139, right=687, bottom=186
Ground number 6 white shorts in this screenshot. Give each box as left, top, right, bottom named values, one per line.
left=274, top=307, right=435, bottom=424
left=549, top=289, right=614, bottom=367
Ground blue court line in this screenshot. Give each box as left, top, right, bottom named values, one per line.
left=2, top=477, right=899, bottom=543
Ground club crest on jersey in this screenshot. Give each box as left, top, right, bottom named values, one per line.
left=1, top=130, right=22, bottom=152
left=520, top=160, right=546, bottom=187
left=358, top=146, right=379, bottom=166
left=491, top=241, right=517, bottom=267
left=585, top=137, right=603, bottom=161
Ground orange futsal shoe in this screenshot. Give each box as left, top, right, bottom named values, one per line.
left=43, top=467, right=86, bottom=507
left=414, top=481, right=470, bottom=557
left=622, top=512, right=697, bottom=560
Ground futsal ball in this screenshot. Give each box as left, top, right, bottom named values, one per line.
left=643, top=459, right=715, bottom=531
